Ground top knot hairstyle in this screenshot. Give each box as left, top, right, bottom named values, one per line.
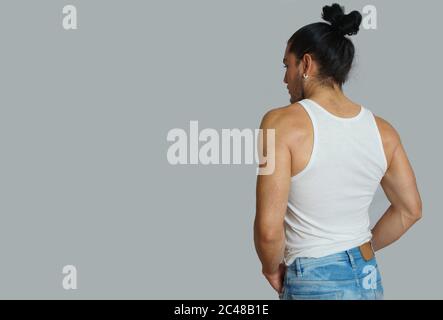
left=322, top=3, right=362, bottom=36
left=287, top=3, right=363, bottom=88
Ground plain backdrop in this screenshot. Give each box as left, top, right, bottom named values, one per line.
left=0, top=0, right=440, bottom=299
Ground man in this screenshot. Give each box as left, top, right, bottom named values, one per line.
left=254, top=3, right=422, bottom=300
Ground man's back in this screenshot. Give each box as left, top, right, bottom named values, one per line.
left=261, top=97, right=420, bottom=256
left=265, top=100, right=398, bottom=179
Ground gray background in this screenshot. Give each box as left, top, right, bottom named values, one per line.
left=0, top=0, right=440, bottom=299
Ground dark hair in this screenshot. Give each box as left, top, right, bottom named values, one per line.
left=287, top=3, right=363, bottom=88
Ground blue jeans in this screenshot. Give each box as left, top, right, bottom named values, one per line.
left=279, top=245, right=384, bottom=300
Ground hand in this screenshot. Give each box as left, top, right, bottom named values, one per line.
left=263, top=263, right=287, bottom=294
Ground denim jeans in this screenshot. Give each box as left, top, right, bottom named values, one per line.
left=279, top=245, right=384, bottom=300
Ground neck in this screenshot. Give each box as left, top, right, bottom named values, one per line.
left=305, top=82, right=347, bottom=104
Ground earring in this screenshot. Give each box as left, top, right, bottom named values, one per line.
left=303, top=74, right=309, bottom=80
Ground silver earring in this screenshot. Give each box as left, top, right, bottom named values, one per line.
left=303, top=74, right=309, bottom=80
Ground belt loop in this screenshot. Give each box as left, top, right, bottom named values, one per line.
left=346, top=250, right=356, bottom=270
left=295, top=258, right=302, bottom=277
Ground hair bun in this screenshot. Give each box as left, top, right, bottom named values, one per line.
left=322, top=3, right=362, bottom=36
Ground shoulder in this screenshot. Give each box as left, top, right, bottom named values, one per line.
left=259, top=103, right=307, bottom=130
left=259, top=103, right=310, bottom=151
left=373, top=114, right=403, bottom=167
left=373, top=114, right=401, bottom=147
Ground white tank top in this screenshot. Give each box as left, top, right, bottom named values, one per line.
left=283, top=98, right=388, bottom=266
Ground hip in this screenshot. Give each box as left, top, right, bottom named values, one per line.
left=279, top=242, right=384, bottom=300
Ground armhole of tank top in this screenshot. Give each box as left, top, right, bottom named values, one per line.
left=370, top=111, right=388, bottom=175
left=291, top=100, right=318, bottom=181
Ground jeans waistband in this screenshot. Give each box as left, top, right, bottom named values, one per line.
left=292, top=242, right=371, bottom=276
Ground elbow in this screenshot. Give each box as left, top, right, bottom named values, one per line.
left=261, top=233, right=282, bottom=244
left=398, top=203, right=422, bottom=228
left=413, top=200, right=423, bottom=221
left=256, top=229, right=284, bottom=243
left=413, top=209, right=423, bottom=221
left=254, top=223, right=283, bottom=243
left=253, top=214, right=285, bottom=243
left=408, top=202, right=423, bottom=222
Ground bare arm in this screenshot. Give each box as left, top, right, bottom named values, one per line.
left=371, top=123, right=423, bottom=252
left=253, top=110, right=291, bottom=276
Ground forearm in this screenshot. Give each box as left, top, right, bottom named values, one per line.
left=254, top=230, right=285, bottom=275
left=371, top=204, right=421, bottom=252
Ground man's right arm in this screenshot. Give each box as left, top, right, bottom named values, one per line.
left=371, top=118, right=423, bottom=252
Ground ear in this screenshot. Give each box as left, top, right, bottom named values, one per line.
left=301, top=53, right=314, bottom=74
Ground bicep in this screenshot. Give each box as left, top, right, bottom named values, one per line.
left=380, top=140, right=422, bottom=216
left=255, top=115, right=292, bottom=238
